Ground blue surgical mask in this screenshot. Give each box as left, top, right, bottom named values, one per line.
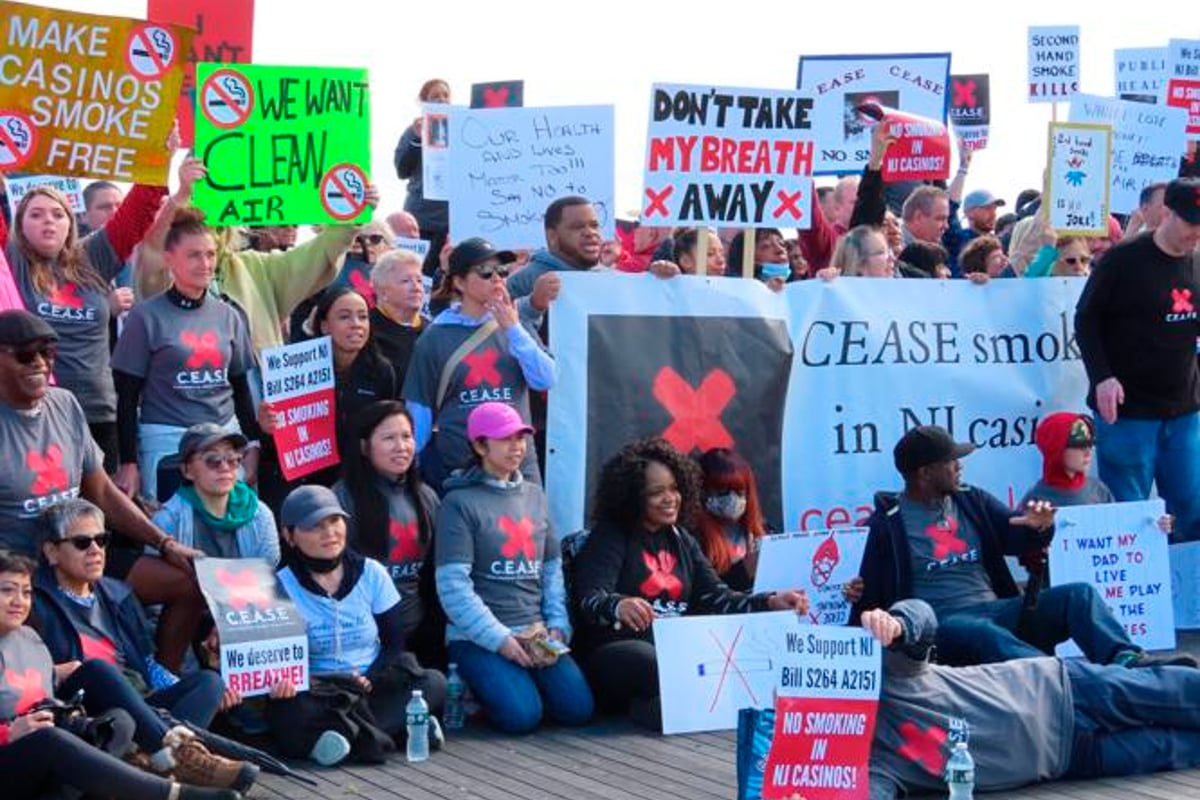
left=760, top=263, right=790, bottom=280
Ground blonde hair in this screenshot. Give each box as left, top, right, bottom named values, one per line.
left=13, top=186, right=106, bottom=295
left=830, top=225, right=886, bottom=276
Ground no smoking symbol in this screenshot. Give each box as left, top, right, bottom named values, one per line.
left=320, top=164, right=369, bottom=221
left=0, top=111, right=37, bottom=170
left=125, top=24, right=177, bottom=82
left=202, top=69, right=254, bottom=129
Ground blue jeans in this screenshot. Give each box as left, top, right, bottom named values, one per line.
left=146, top=669, right=224, bottom=728
left=1065, top=659, right=1200, bottom=778
left=447, top=640, right=594, bottom=734
left=1095, top=412, right=1200, bottom=541
left=934, top=583, right=1134, bottom=666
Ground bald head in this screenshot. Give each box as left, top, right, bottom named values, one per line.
left=386, top=211, right=420, bottom=239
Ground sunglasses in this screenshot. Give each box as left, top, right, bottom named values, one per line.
left=355, top=234, right=386, bottom=247
left=0, top=344, right=57, bottom=365
left=58, top=533, right=110, bottom=551
left=473, top=266, right=511, bottom=280
left=199, top=453, right=243, bottom=471
left=1063, top=256, right=1092, bottom=266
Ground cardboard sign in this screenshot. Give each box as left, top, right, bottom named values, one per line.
left=640, top=83, right=814, bottom=228
left=447, top=104, right=615, bottom=249
left=796, top=53, right=950, bottom=176
left=0, top=3, right=192, bottom=182
left=195, top=557, right=309, bottom=697
left=261, top=336, right=339, bottom=480
left=1046, top=121, right=1112, bottom=234
left=949, top=74, right=990, bottom=152
left=1115, top=47, right=1167, bottom=104
left=761, top=626, right=880, bottom=800
left=3, top=174, right=83, bottom=214
left=878, top=109, right=951, bottom=181
left=147, top=0, right=254, bottom=146
left=1068, top=94, right=1187, bottom=214
left=1164, top=39, right=1200, bottom=138
left=1050, top=500, right=1175, bottom=655
left=192, top=63, right=371, bottom=226
left=754, top=528, right=869, bottom=626
left=470, top=80, right=524, bottom=109
left=1028, top=26, right=1081, bottom=102
left=420, top=102, right=451, bottom=201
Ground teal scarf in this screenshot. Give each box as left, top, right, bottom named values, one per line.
left=179, top=482, right=258, bottom=532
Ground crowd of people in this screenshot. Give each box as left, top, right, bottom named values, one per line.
left=0, top=71, right=1198, bottom=800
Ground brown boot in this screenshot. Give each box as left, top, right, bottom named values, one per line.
left=163, top=726, right=259, bottom=793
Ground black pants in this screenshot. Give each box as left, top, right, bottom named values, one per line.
left=59, top=659, right=170, bottom=752
left=0, top=726, right=170, bottom=800
left=581, top=639, right=659, bottom=711
left=421, top=227, right=448, bottom=277
left=88, top=420, right=119, bottom=475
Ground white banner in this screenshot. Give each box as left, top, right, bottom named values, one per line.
left=754, top=528, right=869, bottom=626
left=1028, top=26, right=1081, bottom=103
left=1114, top=47, right=1167, bottom=104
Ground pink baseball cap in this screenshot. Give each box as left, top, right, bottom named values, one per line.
left=467, top=402, right=534, bottom=440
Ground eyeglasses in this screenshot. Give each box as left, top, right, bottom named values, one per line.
left=1063, top=256, right=1092, bottom=266
left=355, top=234, right=386, bottom=247
left=58, top=533, right=110, bottom=551
left=199, top=453, right=243, bottom=471
left=0, top=344, right=57, bottom=365
left=473, top=266, right=511, bottom=280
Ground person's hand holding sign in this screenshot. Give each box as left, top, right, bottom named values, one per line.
left=173, top=156, right=207, bottom=205
left=767, top=589, right=811, bottom=616
left=868, top=115, right=899, bottom=171
left=860, top=608, right=903, bottom=647
left=364, top=183, right=381, bottom=211
left=530, top=272, right=562, bottom=311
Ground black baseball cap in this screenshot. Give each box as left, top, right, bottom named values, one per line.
left=1164, top=178, right=1200, bottom=225
left=894, top=425, right=976, bottom=474
left=448, top=237, right=517, bottom=275
left=0, top=310, right=58, bottom=346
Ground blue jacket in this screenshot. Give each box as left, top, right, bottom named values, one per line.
left=505, top=249, right=594, bottom=300
left=849, top=485, right=1052, bottom=624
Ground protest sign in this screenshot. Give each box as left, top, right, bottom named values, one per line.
left=1115, top=47, right=1167, bottom=104
left=261, top=336, right=338, bottom=480
left=761, top=626, right=881, bottom=799
left=876, top=108, right=950, bottom=182
left=192, top=62, right=371, bottom=226
left=0, top=3, right=192, bottom=182
left=755, top=528, right=869, bottom=626
left=470, top=80, right=524, bottom=109
left=1171, top=541, right=1200, bottom=629
left=1050, top=500, right=1175, bottom=655
left=1164, top=39, right=1200, bottom=138
left=1046, top=122, right=1112, bottom=234
left=655, top=610, right=796, bottom=734
left=3, top=173, right=83, bottom=213
left=1069, top=94, right=1187, bottom=213
left=547, top=274, right=1089, bottom=542
left=796, top=53, right=950, bottom=175
left=640, top=84, right=815, bottom=228
left=420, top=102, right=451, bottom=201
left=394, top=236, right=430, bottom=259
left=1028, top=26, right=1081, bottom=102
left=949, top=74, right=990, bottom=152
left=147, top=0, right=255, bottom=147
left=447, top=104, right=614, bottom=249
left=195, top=557, right=309, bottom=697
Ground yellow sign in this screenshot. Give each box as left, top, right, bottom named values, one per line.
left=0, top=2, right=193, bottom=182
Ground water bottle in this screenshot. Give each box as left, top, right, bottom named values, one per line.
left=444, top=663, right=466, bottom=731
left=945, top=740, right=975, bottom=799
left=406, top=689, right=430, bottom=762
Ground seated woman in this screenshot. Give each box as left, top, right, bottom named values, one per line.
left=571, top=437, right=808, bottom=730
left=1, top=551, right=254, bottom=799
left=269, top=485, right=446, bottom=765
left=33, top=500, right=225, bottom=729
left=435, top=402, right=593, bottom=734
left=694, top=448, right=768, bottom=592
left=153, top=424, right=279, bottom=566
left=333, top=401, right=443, bottom=664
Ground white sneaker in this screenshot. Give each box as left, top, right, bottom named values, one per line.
left=309, top=730, right=351, bottom=767
left=428, top=715, right=445, bottom=751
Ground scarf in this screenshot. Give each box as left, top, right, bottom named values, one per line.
left=178, top=482, right=259, bottom=532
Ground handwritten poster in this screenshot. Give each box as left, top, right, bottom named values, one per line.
left=1046, top=121, right=1112, bottom=234
left=755, top=528, right=868, bottom=626
left=447, top=104, right=614, bottom=249
left=1164, top=39, right=1200, bottom=138
left=1050, top=500, right=1175, bottom=656
left=1028, top=26, right=1081, bottom=103
left=641, top=83, right=814, bottom=228
left=261, top=336, right=339, bottom=480
left=949, top=73, right=990, bottom=152
left=1114, top=47, right=1167, bottom=104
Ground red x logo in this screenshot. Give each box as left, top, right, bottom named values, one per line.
left=952, top=79, right=977, bottom=108
left=181, top=330, right=223, bottom=370
left=640, top=549, right=683, bottom=599
left=348, top=269, right=376, bottom=307
left=482, top=87, right=510, bottom=107
left=1171, top=288, right=1194, bottom=314
left=498, top=516, right=536, bottom=560
left=79, top=632, right=119, bottom=665
left=47, top=282, right=84, bottom=309
left=652, top=367, right=735, bottom=454
left=898, top=721, right=948, bottom=774
left=27, top=445, right=68, bottom=495
left=4, top=667, right=48, bottom=714
left=927, top=517, right=967, bottom=561
left=388, top=520, right=422, bottom=564
left=463, top=348, right=501, bottom=388
left=643, top=186, right=674, bottom=218
left=215, top=568, right=271, bottom=610
left=773, top=189, right=804, bottom=220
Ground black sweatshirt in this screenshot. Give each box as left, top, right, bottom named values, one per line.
left=1075, top=232, right=1200, bottom=419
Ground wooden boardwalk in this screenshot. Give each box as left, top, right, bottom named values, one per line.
left=249, top=718, right=1200, bottom=800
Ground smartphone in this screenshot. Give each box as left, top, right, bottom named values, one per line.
left=538, top=638, right=571, bottom=657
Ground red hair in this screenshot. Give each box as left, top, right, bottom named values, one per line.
left=694, top=449, right=765, bottom=574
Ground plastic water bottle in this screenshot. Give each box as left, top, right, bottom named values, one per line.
left=444, top=663, right=466, bottom=731
left=406, top=689, right=430, bottom=762
left=945, top=740, right=975, bottom=799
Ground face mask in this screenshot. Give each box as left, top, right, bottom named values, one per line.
left=705, top=492, right=748, bottom=521
left=760, top=263, right=790, bottom=280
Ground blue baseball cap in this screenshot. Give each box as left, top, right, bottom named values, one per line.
left=963, top=190, right=1005, bottom=213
